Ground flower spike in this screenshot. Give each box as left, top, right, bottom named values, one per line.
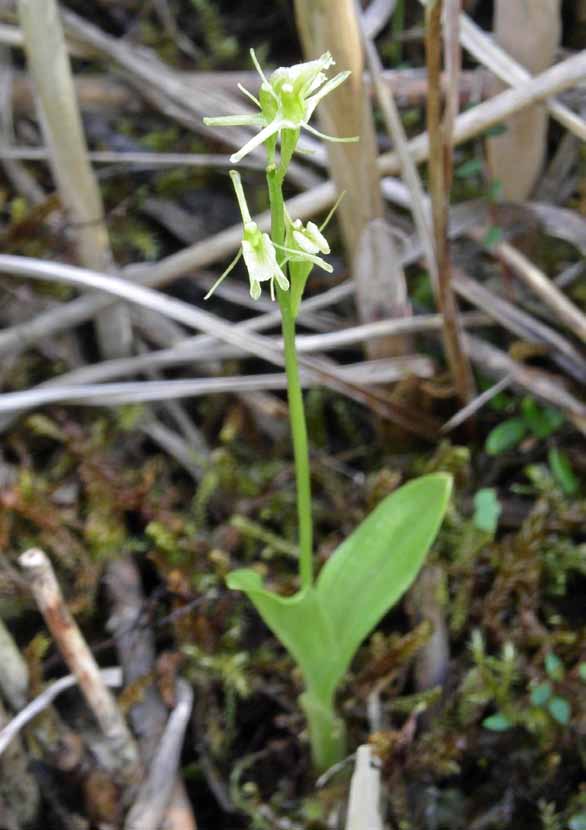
left=203, top=50, right=357, bottom=164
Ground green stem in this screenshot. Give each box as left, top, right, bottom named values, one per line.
left=300, top=692, right=347, bottom=772
left=267, top=162, right=313, bottom=589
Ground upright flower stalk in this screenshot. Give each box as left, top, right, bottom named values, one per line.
left=204, top=49, right=349, bottom=591
left=204, top=50, right=453, bottom=773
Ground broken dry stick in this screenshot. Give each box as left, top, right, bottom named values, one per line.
left=18, top=548, right=141, bottom=788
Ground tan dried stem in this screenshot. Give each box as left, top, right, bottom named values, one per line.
left=18, top=548, right=141, bottom=791
left=294, top=0, right=409, bottom=358
left=17, top=0, right=132, bottom=359
left=425, top=0, right=475, bottom=406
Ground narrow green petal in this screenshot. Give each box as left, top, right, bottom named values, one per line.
left=204, top=114, right=265, bottom=127
left=204, top=249, right=243, bottom=299
left=302, top=121, right=359, bottom=144
left=230, top=119, right=287, bottom=163
left=250, top=48, right=278, bottom=103
left=238, top=83, right=261, bottom=109
left=304, top=70, right=351, bottom=120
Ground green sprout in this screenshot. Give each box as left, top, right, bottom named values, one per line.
left=203, top=50, right=452, bottom=772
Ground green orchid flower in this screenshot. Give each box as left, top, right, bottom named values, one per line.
left=205, top=170, right=288, bottom=301
left=206, top=172, right=334, bottom=302
left=203, top=49, right=357, bottom=163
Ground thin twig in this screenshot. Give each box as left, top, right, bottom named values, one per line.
left=425, top=0, right=475, bottom=405
left=18, top=548, right=140, bottom=787
left=0, top=668, right=123, bottom=757
left=358, top=3, right=436, bottom=292
left=453, top=270, right=586, bottom=382
left=441, top=375, right=512, bottom=433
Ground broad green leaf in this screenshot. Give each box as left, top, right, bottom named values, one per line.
left=315, top=473, right=452, bottom=699
left=473, top=488, right=501, bottom=534
left=225, top=569, right=338, bottom=703
left=485, top=418, right=527, bottom=455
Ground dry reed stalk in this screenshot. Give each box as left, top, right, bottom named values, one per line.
left=358, top=6, right=435, bottom=301
left=486, top=0, right=562, bottom=200
left=18, top=548, right=141, bottom=791
left=294, top=0, right=410, bottom=358
left=17, top=0, right=132, bottom=359
left=425, top=0, right=475, bottom=406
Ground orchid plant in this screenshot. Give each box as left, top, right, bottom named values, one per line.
left=204, top=50, right=452, bottom=772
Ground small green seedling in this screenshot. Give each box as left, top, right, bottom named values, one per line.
left=203, top=50, right=452, bottom=770
left=485, top=396, right=565, bottom=456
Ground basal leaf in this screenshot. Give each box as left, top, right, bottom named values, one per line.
left=226, top=569, right=337, bottom=702
left=315, top=473, right=452, bottom=698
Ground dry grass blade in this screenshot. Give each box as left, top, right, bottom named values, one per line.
left=106, top=559, right=196, bottom=829
left=453, top=270, right=586, bottom=382
left=362, top=0, right=397, bottom=38
left=441, top=375, right=513, bottom=433
left=0, top=51, right=583, bottom=366
left=442, top=0, right=461, bottom=183
left=0, top=254, right=441, bottom=437
left=467, top=229, right=586, bottom=343
left=0, top=358, right=435, bottom=412
left=0, top=147, right=261, bottom=169
left=465, top=335, right=586, bottom=425
left=425, top=0, right=475, bottom=406
left=17, top=0, right=132, bottom=359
